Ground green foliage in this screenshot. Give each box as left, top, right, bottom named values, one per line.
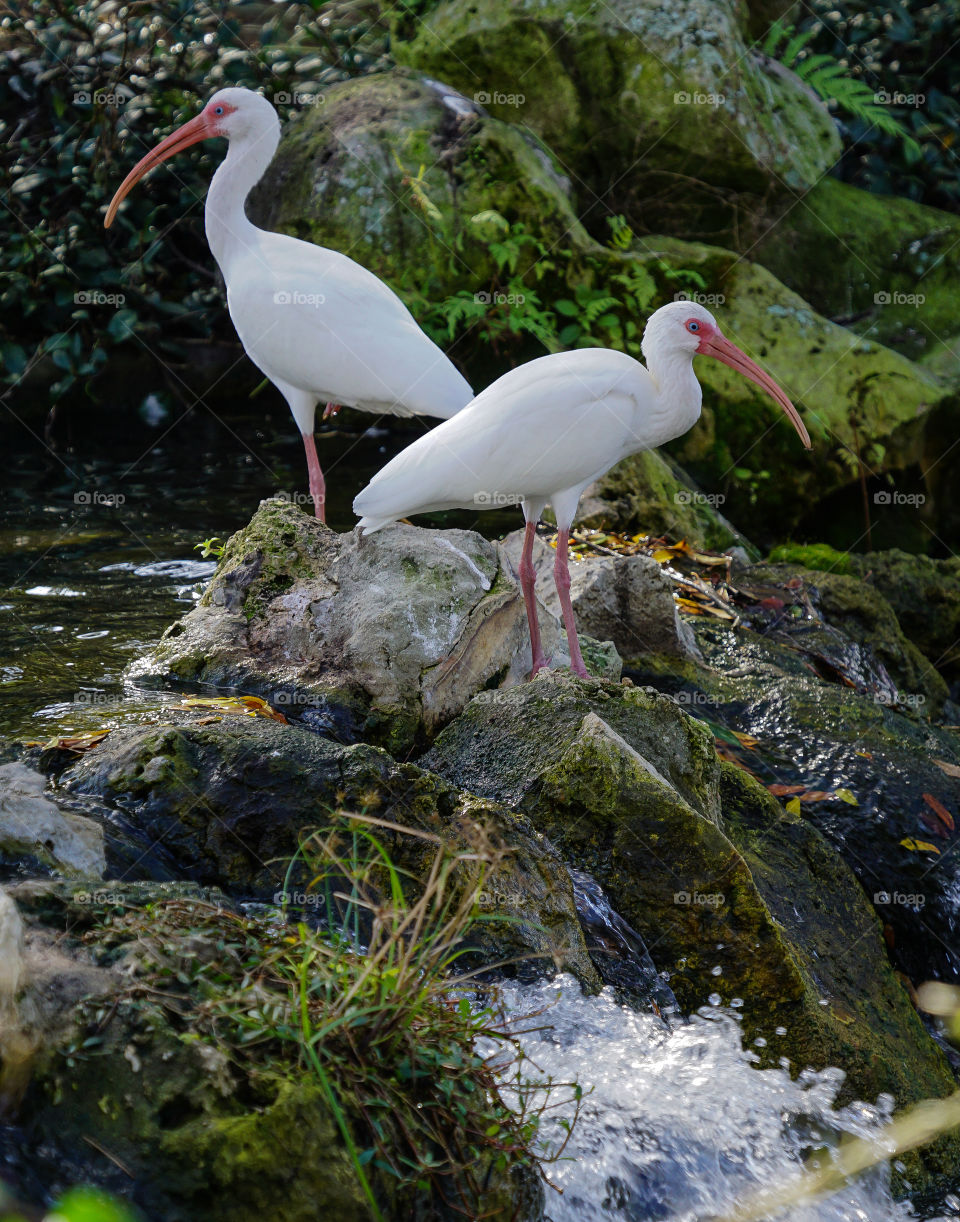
left=762, top=3, right=960, bottom=212
left=0, top=0, right=389, bottom=399
left=404, top=202, right=698, bottom=363
left=87, top=816, right=581, bottom=1216
left=763, top=19, right=920, bottom=157
left=48, top=1187, right=142, bottom=1222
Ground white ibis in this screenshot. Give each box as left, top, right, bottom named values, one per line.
left=354, top=301, right=811, bottom=679
left=104, top=87, right=472, bottom=522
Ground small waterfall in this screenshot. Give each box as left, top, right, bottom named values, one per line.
left=493, top=976, right=943, bottom=1222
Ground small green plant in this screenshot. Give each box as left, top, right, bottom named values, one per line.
left=762, top=19, right=921, bottom=157
left=194, top=537, right=225, bottom=559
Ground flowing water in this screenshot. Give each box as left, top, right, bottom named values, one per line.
left=493, top=977, right=959, bottom=1222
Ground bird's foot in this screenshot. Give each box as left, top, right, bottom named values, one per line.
left=569, top=661, right=590, bottom=680
left=322, top=402, right=341, bottom=420
left=529, top=654, right=552, bottom=679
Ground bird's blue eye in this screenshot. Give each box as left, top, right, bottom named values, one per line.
left=215, top=106, right=224, bottom=115
left=688, top=321, right=699, bottom=332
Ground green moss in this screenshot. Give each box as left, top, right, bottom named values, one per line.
left=753, top=177, right=960, bottom=367
left=768, top=542, right=852, bottom=573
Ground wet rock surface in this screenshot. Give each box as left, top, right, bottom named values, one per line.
left=129, top=499, right=620, bottom=754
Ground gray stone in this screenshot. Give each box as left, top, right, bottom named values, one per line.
left=0, top=763, right=106, bottom=877
left=501, top=529, right=702, bottom=661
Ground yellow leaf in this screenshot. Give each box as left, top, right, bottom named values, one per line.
left=835, top=787, right=859, bottom=806
left=900, top=837, right=941, bottom=855
left=786, top=797, right=802, bottom=815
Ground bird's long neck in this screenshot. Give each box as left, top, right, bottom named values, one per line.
left=642, top=350, right=704, bottom=444
left=204, top=121, right=280, bottom=274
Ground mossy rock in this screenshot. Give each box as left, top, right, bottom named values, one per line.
left=752, top=177, right=960, bottom=369
left=391, top=0, right=840, bottom=227
left=129, top=499, right=620, bottom=755
left=744, top=561, right=949, bottom=713
left=769, top=543, right=960, bottom=682
left=421, top=673, right=960, bottom=1186
left=52, top=713, right=599, bottom=991
left=250, top=70, right=588, bottom=303
left=12, top=885, right=543, bottom=1221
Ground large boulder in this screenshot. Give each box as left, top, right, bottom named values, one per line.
left=753, top=177, right=960, bottom=372
left=6, top=883, right=543, bottom=1222
left=391, top=0, right=841, bottom=222
left=420, top=673, right=960, bottom=1182
left=251, top=71, right=588, bottom=302
left=127, top=498, right=620, bottom=754
left=0, top=762, right=106, bottom=878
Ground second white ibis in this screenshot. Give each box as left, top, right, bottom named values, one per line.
left=354, top=301, right=811, bottom=679
left=104, top=87, right=472, bottom=521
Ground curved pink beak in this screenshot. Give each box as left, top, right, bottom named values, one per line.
left=699, top=332, right=811, bottom=450
left=104, top=112, right=214, bottom=229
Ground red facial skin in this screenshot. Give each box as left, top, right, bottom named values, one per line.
left=686, top=317, right=811, bottom=449
left=104, top=101, right=237, bottom=228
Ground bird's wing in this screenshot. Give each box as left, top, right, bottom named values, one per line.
left=354, top=349, right=650, bottom=524
left=226, top=234, right=472, bottom=418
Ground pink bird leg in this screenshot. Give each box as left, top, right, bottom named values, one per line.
left=301, top=432, right=326, bottom=523
left=518, top=520, right=551, bottom=677
left=554, top=529, right=588, bottom=679
left=322, top=402, right=341, bottom=420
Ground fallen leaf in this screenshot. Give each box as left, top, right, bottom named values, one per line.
left=37, top=730, right=111, bottom=753
left=834, top=787, right=859, bottom=806
left=786, top=797, right=802, bottom=815
left=933, top=759, right=960, bottom=779
left=900, top=837, right=941, bottom=855
left=799, top=790, right=836, bottom=803
left=922, top=792, right=955, bottom=832
left=732, top=731, right=760, bottom=749
left=767, top=784, right=806, bottom=796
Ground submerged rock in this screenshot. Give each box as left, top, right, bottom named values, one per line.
left=421, top=673, right=960, bottom=1181
left=128, top=499, right=620, bottom=754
